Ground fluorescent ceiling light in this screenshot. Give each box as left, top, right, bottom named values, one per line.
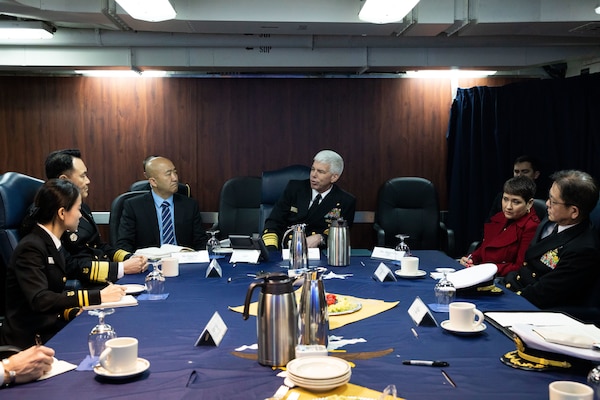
left=404, top=70, right=497, bottom=78
left=116, top=0, right=177, bottom=22
left=0, top=20, right=54, bottom=40
left=359, top=0, right=420, bottom=24
left=75, top=70, right=169, bottom=78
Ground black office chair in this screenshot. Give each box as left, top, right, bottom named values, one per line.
left=108, top=190, right=149, bottom=247
left=129, top=180, right=192, bottom=197
left=259, top=164, right=311, bottom=232
left=0, top=172, right=44, bottom=321
left=373, top=177, right=454, bottom=253
left=213, top=176, right=262, bottom=239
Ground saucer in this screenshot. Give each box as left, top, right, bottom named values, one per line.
left=441, top=320, right=487, bottom=335
left=123, top=284, right=146, bottom=295
left=394, top=269, right=427, bottom=279
left=94, top=358, right=150, bottom=379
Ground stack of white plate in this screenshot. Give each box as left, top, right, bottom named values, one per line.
left=286, top=356, right=352, bottom=392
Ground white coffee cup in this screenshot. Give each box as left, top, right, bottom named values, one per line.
left=400, top=256, right=419, bottom=275
left=549, top=381, right=593, bottom=400
left=161, top=257, right=179, bottom=277
left=99, top=337, right=138, bottom=374
left=448, top=302, right=484, bottom=331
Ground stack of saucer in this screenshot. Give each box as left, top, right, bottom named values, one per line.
left=286, top=356, right=351, bottom=392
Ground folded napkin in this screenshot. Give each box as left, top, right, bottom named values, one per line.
left=289, top=382, right=401, bottom=400
left=137, top=293, right=170, bottom=301
left=322, top=271, right=353, bottom=280
left=229, top=291, right=398, bottom=330
left=77, top=355, right=98, bottom=371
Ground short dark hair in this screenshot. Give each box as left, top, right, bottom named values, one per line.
left=45, top=149, right=82, bottom=179
left=551, top=170, right=599, bottom=217
left=514, top=155, right=541, bottom=173
left=503, top=175, right=536, bottom=201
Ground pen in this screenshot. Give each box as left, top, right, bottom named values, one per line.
left=360, top=261, right=366, bottom=267
left=411, top=327, right=419, bottom=339
left=35, top=334, right=42, bottom=346
left=403, top=360, right=449, bottom=367
left=441, top=369, right=457, bottom=387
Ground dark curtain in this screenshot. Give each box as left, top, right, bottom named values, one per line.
left=446, top=73, right=600, bottom=256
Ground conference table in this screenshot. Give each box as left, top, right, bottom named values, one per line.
left=4, top=250, right=595, bottom=400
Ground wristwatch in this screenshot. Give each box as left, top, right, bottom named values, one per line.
left=320, top=234, right=326, bottom=247
left=2, top=358, right=15, bottom=387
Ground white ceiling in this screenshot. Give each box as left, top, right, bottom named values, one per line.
left=0, top=0, right=599, bottom=77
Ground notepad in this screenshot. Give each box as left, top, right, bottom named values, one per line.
left=83, top=295, right=138, bottom=310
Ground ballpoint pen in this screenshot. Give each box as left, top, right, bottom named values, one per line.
left=411, top=327, right=419, bottom=339
left=403, top=360, right=449, bottom=367
left=35, top=334, right=42, bottom=346
left=441, top=369, right=457, bottom=387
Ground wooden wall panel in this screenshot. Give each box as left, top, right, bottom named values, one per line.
left=0, top=76, right=525, bottom=249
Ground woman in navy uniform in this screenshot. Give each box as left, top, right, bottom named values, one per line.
left=0, top=179, right=124, bottom=349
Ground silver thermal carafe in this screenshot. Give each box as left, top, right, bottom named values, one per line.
left=288, top=223, right=308, bottom=270
left=242, top=273, right=298, bottom=366
left=327, top=218, right=350, bottom=266
left=297, top=268, right=329, bottom=347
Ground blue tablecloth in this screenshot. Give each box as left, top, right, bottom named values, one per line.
left=3, top=251, right=593, bottom=399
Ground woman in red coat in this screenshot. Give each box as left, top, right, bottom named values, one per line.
left=459, top=176, right=541, bottom=276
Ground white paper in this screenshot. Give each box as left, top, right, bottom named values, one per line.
left=281, top=248, right=321, bottom=260
left=83, top=295, right=138, bottom=311
left=135, top=244, right=194, bottom=259
left=38, top=358, right=77, bottom=381
left=484, top=311, right=583, bottom=329
left=171, top=250, right=210, bottom=263
left=371, top=246, right=404, bottom=261
left=230, top=249, right=260, bottom=264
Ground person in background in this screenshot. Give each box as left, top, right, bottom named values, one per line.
left=503, top=170, right=600, bottom=309
left=1, top=180, right=124, bottom=348
left=262, top=150, right=356, bottom=250
left=45, top=149, right=148, bottom=282
left=460, top=176, right=540, bottom=276
left=487, top=155, right=545, bottom=220
left=0, top=345, right=55, bottom=387
left=116, top=156, right=207, bottom=252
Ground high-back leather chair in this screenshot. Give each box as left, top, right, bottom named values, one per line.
left=109, top=190, right=148, bottom=247
left=374, top=177, right=453, bottom=252
left=129, top=180, right=192, bottom=197
left=213, top=176, right=261, bottom=239
left=0, top=172, right=44, bottom=319
left=259, top=164, right=311, bottom=232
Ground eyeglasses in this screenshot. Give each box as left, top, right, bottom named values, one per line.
left=548, top=196, right=570, bottom=207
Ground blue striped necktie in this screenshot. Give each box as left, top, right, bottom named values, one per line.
left=161, top=201, right=175, bottom=245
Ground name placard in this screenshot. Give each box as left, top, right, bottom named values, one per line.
left=373, top=262, right=397, bottom=282
left=371, top=246, right=404, bottom=261
left=195, top=311, right=228, bottom=347
left=206, top=259, right=223, bottom=278
left=407, top=296, right=438, bottom=327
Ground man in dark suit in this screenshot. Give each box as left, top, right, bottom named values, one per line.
left=116, top=156, right=207, bottom=252
left=45, top=149, right=148, bottom=283
left=262, top=150, right=356, bottom=250
left=504, top=170, right=600, bottom=309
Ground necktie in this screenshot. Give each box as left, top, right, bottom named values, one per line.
left=308, top=194, right=322, bottom=213
left=161, top=201, right=175, bottom=245
left=542, top=222, right=558, bottom=239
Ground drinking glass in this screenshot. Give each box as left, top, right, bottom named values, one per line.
left=145, top=260, right=165, bottom=299
left=206, top=229, right=221, bottom=259
left=395, top=234, right=411, bottom=256
left=434, top=268, right=456, bottom=312
left=87, top=308, right=117, bottom=357
left=587, top=365, right=600, bottom=399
